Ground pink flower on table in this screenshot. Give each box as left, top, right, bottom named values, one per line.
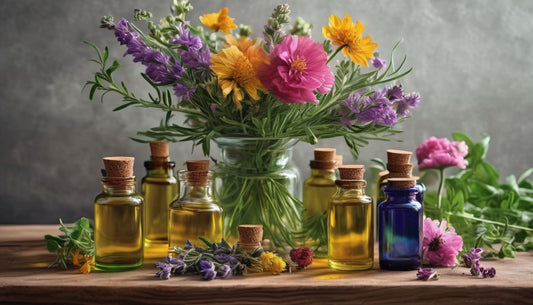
left=422, top=217, right=463, bottom=267
left=257, top=35, right=334, bottom=104
left=416, top=137, right=468, bottom=169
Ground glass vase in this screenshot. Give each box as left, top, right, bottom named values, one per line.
left=213, top=137, right=302, bottom=249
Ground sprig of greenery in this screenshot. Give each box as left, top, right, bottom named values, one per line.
left=45, top=217, right=95, bottom=269
left=422, top=132, right=533, bottom=258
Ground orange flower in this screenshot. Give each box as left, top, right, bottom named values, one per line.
left=200, top=7, right=237, bottom=34
left=71, top=249, right=93, bottom=274
left=224, top=34, right=262, bottom=53
left=322, top=14, right=377, bottom=67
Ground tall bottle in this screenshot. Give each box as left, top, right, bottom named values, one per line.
left=378, top=178, right=422, bottom=270
left=168, top=160, right=223, bottom=252
left=141, top=142, right=178, bottom=258
left=95, top=156, right=144, bottom=271
left=328, top=165, right=373, bottom=270
left=303, top=148, right=339, bottom=257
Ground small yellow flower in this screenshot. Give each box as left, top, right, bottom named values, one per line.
left=270, top=256, right=286, bottom=275
left=200, top=7, right=237, bottom=34
left=224, top=34, right=262, bottom=53
left=210, top=45, right=267, bottom=110
left=260, top=251, right=286, bottom=274
left=322, top=14, right=377, bottom=67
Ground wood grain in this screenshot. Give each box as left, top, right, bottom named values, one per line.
left=0, top=225, right=532, bottom=305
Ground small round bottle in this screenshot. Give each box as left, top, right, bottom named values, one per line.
left=378, top=178, right=422, bottom=270
left=328, top=165, right=373, bottom=270
left=303, top=148, right=339, bottom=257
left=94, top=157, right=144, bottom=271
left=168, top=160, right=223, bottom=252
left=141, top=142, right=178, bottom=258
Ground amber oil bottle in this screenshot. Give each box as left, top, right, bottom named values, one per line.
left=141, top=142, right=178, bottom=258
left=94, top=157, right=144, bottom=271
left=168, top=160, right=223, bottom=252
left=303, top=148, right=339, bottom=257
left=328, top=165, right=373, bottom=270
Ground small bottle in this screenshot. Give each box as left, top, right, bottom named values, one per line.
left=95, top=157, right=144, bottom=271
left=328, top=165, right=373, bottom=270
left=303, top=148, right=339, bottom=257
left=237, top=224, right=263, bottom=255
left=141, top=142, right=178, bottom=258
left=168, top=160, right=223, bottom=252
left=378, top=178, right=422, bottom=270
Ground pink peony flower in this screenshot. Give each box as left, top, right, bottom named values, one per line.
left=416, top=136, right=468, bottom=169
left=422, top=217, right=463, bottom=267
left=257, top=35, right=334, bottom=104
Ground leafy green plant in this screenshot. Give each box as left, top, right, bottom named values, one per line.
left=422, top=132, right=533, bottom=258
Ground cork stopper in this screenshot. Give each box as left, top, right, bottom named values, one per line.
left=334, top=155, right=343, bottom=167
left=387, top=149, right=412, bottom=165
left=186, top=160, right=210, bottom=186
left=387, top=163, right=414, bottom=178
left=338, top=165, right=365, bottom=180
left=238, top=224, right=263, bottom=243
left=387, top=178, right=416, bottom=188
left=310, top=148, right=337, bottom=170
left=103, top=156, right=134, bottom=178
left=150, top=141, right=170, bottom=161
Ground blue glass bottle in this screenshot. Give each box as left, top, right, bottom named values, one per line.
left=378, top=178, right=422, bottom=270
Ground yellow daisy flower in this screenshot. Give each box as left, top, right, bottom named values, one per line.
left=210, top=45, right=266, bottom=110
left=224, top=34, right=262, bottom=53
left=200, top=7, right=237, bottom=34
left=322, top=14, right=378, bottom=67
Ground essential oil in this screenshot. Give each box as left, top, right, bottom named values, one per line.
left=141, top=142, right=178, bottom=258
left=328, top=165, right=373, bottom=270
left=168, top=160, right=223, bottom=252
left=94, top=157, right=144, bottom=271
left=303, top=148, right=339, bottom=257
left=378, top=178, right=422, bottom=270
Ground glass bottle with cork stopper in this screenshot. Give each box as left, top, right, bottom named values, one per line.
left=302, top=148, right=339, bottom=257
left=378, top=177, right=422, bottom=270
left=328, top=165, right=373, bottom=270
left=141, top=141, right=178, bottom=258
left=168, top=160, right=223, bottom=252
left=94, top=156, right=144, bottom=271
left=237, top=224, right=264, bottom=256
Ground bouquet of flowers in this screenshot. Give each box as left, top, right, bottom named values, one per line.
left=85, top=1, right=420, bottom=248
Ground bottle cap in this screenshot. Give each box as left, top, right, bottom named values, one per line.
left=387, top=177, right=416, bottom=188
left=338, top=165, right=365, bottom=180
left=310, top=148, right=336, bottom=170
left=150, top=141, right=170, bottom=161
left=186, top=160, right=210, bottom=186
left=103, top=156, right=134, bottom=178
left=238, top=224, right=263, bottom=243
left=387, top=163, right=414, bottom=178
left=387, top=149, right=412, bottom=165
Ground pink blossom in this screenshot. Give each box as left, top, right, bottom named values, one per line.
left=257, top=35, right=334, bottom=104
left=416, top=137, right=468, bottom=169
left=422, top=217, right=463, bottom=267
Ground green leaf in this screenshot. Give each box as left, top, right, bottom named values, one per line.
left=113, top=102, right=137, bottom=111
left=105, top=60, right=120, bottom=75
left=45, top=235, right=65, bottom=252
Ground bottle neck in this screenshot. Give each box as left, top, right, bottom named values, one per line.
left=384, top=187, right=418, bottom=201
left=337, top=186, right=366, bottom=196
left=310, top=168, right=337, bottom=178
left=179, top=181, right=214, bottom=199
left=101, top=177, right=137, bottom=194
left=144, top=161, right=175, bottom=177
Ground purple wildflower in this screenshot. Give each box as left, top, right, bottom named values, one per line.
left=215, top=253, right=241, bottom=270
left=463, top=248, right=496, bottom=279
left=461, top=248, right=483, bottom=268
left=173, top=82, right=196, bottom=101
left=180, top=47, right=211, bottom=72
left=199, top=260, right=217, bottom=281
left=372, top=57, right=386, bottom=70
left=155, top=264, right=172, bottom=280
left=210, top=103, right=218, bottom=112
left=416, top=267, right=439, bottom=281
left=395, top=93, right=421, bottom=117
left=217, top=264, right=232, bottom=279
left=340, top=117, right=355, bottom=126
left=171, top=24, right=203, bottom=50
left=154, top=256, right=187, bottom=280
left=386, top=85, right=403, bottom=101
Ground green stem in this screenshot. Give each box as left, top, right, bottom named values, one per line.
left=444, top=212, right=533, bottom=232
left=327, top=45, right=346, bottom=64
left=437, top=167, right=445, bottom=212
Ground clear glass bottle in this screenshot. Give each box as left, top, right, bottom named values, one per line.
left=378, top=178, right=422, bottom=270
left=328, top=165, right=373, bottom=270
left=303, top=148, right=338, bottom=257
left=141, top=159, right=178, bottom=258
left=168, top=160, right=223, bottom=252
left=95, top=157, right=143, bottom=271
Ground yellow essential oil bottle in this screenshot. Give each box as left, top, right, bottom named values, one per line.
left=302, top=148, right=339, bottom=257
left=328, top=165, right=373, bottom=270
left=95, top=156, right=144, bottom=271
left=168, top=160, right=223, bottom=252
left=141, top=142, right=178, bottom=258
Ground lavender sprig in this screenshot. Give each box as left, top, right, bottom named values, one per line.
left=462, top=248, right=497, bottom=278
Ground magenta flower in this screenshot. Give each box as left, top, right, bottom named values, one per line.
left=416, top=137, right=468, bottom=170
left=289, top=247, right=314, bottom=268
left=258, top=35, right=334, bottom=104
left=422, top=217, right=463, bottom=267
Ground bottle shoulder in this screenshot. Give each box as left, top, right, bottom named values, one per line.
left=330, top=191, right=372, bottom=205
left=170, top=198, right=223, bottom=212
left=95, top=192, right=144, bottom=205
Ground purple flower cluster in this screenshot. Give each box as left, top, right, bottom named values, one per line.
left=339, top=85, right=420, bottom=127
left=461, top=248, right=496, bottom=278
left=416, top=267, right=440, bottom=281
left=198, top=260, right=232, bottom=281
left=372, top=57, right=386, bottom=70
left=113, top=19, right=210, bottom=101
left=154, top=255, right=187, bottom=280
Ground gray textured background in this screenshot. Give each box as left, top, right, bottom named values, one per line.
left=1, top=0, right=532, bottom=224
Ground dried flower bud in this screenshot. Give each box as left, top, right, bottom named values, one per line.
left=238, top=24, right=252, bottom=37
left=100, top=16, right=115, bottom=30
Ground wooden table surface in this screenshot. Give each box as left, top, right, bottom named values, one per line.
left=0, top=225, right=532, bottom=305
